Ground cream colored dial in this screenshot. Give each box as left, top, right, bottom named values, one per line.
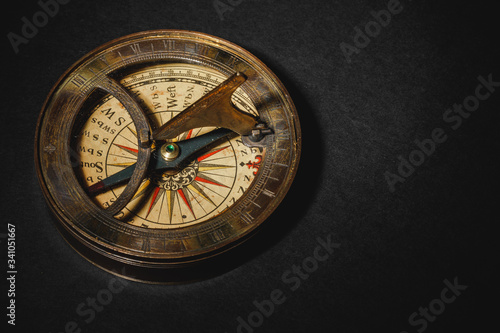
left=74, top=64, right=264, bottom=229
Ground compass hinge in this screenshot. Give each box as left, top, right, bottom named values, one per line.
left=242, top=123, right=273, bottom=148
left=139, top=129, right=151, bottom=148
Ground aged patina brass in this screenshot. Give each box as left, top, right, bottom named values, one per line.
left=35, top=30, right=301, bottom=283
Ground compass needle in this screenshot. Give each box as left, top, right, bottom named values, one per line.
left=36, top=30, right=300, bottom=283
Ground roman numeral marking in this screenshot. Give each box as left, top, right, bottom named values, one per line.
left=185, top=43, right=195, bottom=52
left=196, top=44, right=210, bottom=56
left=240, top=211, right=254, bottom=225
left=130, top=43, right=142, bottom=54
left=209, top=229, right=226, bottom=242
left=70, top=74, right=87, bottom=88
left=163, top=39, right=175, bottom=50
left=267, top=175, right=279, bottom=182
left=141, top=238, right=151, bottom=252
left=275, top=129, right=290, bottom=141
left=99, top=56, right=109, bottom=67
left=43, top=144, right=56, bottom=154
left=251, top=201, right=262, bottom=208
left=226, top=56, right=236, bottom=68
left=262, top=189, right=276, bottom=198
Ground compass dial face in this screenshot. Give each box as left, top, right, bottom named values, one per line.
left=35, top=30, right=301, bottom=282
left=74, top=64, right=264, bottom=229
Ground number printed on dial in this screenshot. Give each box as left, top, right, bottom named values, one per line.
left=75, top=64, right=265, bottom=229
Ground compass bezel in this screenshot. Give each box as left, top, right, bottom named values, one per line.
left=35, top=30, right=301, bottom=282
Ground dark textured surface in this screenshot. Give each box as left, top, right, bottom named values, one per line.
left=2, top=0, right=499, bottom=332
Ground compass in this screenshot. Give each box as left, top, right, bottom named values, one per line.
left=35, top=30, right=301, bottom=283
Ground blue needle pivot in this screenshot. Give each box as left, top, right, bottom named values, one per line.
left=87, top=128, right=233, bottom=195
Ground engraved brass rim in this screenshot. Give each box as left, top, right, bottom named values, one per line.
left=35, top=30, right=301, bottom=283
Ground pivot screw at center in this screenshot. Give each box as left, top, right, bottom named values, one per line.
left=160, top=143, right=180, bottom=160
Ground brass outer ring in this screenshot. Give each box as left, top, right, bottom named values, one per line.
left=35, top=30, right=301, bottom=283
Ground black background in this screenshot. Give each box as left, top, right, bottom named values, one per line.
left=2, top=0, right=499, bottom=332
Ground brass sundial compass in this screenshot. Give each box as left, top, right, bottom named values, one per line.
left=35, top=30, right=301, bottom=283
